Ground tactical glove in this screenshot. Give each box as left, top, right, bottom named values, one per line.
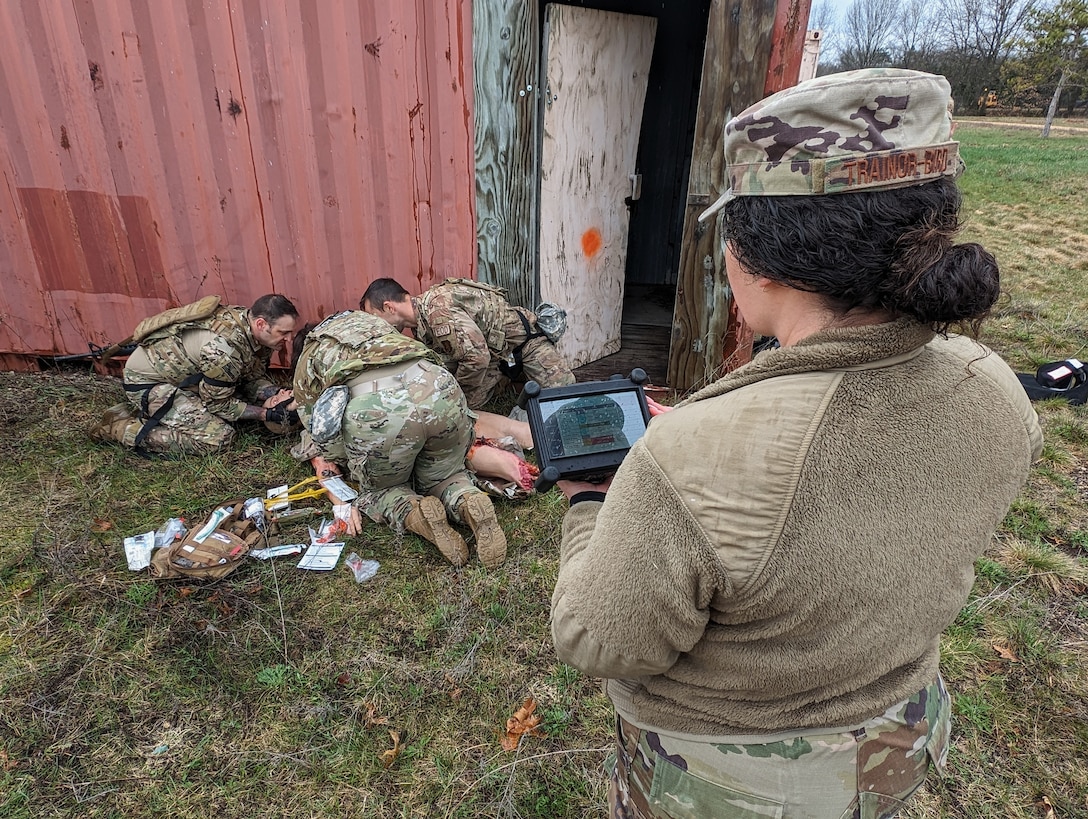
left=266, top=398, right=300, bottom=427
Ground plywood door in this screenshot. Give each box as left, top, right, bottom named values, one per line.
left=538, top=5, right=656, bottom=369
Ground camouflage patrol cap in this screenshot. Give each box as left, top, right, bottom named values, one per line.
left=699, top=68, right=963, bottom=220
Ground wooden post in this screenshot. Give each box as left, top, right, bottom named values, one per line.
left=668, top=0, right=811, bottom=390
left=472, top=0, right=539, bottom=307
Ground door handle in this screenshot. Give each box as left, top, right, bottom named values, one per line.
left=624, top=173, right=642, bottom=210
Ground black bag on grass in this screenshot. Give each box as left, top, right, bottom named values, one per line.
left=1016, top=359, right=1088, bottom=406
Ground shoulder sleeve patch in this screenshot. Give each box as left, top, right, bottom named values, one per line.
left=433, top=324, right=452, bottom=337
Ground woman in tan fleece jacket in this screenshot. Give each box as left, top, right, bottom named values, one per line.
left=550, top=69, right=1042, bottom=818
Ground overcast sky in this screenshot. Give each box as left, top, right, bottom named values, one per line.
left=810, top=0, right=854, bottom=28
left=807, top=0, right=854, bottom=61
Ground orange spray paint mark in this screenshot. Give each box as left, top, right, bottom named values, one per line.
left=581, top=227, right=603, bottom=258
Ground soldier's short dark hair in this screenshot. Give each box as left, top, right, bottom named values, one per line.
left=251, top=294, right=299, bottom=323
left=361, top=278, right=411, bottom=311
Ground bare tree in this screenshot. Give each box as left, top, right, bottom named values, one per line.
left=938, top=0, right=1037, bottom=110
left=893, top=0, right=941, bottom=64
left=808, top=0, right=841, bottom=68
left=840, top=0, right=900, bottom=68
left=809, top=0, right=838, bottom=31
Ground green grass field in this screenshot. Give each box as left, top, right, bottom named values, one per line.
left=1, top=122, right=1087, bottom=818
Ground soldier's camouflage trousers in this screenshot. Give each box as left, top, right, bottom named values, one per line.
left=343, top=361, right=479, bottom=528
left=607, top=676, right=950, bottom=819
left=123, top=384, right=235, bottom=455
left=517, top=334, right=576, bottom=390
left=458, top=310, right=575, bottom=409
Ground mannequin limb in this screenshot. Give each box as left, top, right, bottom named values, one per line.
left=473, top=410, right=533, bottom=450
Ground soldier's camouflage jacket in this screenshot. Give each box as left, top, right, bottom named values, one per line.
left=292, top=310, right=439, bottom=409
left=412, top=278, right=552, bottom=407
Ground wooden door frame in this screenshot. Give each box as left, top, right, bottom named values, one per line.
left=667, top=0, right=810, bottom=391
left=472, top=0, right=540, bottom=308
left=471, top=0, right=811, bottom=386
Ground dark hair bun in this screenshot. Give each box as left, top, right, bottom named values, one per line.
left=893, top=243, right=999, bottom=328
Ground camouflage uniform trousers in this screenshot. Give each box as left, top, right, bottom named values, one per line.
left=458, top=332, right=575, bottom=410
left=441, top=307, right=575, bottom=409
left=342, top=360, right=480, bottom=529
left=517, top=333, right=576, bottom=389
left=607, top=677, right=950, bottom=819
left=122, top=383, right=235, bottom=455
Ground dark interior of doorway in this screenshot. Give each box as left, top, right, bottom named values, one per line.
left=541, top=0, right=712, bottom=388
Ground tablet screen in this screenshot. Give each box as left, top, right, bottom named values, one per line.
left=538, top=391, right=648, bottom=460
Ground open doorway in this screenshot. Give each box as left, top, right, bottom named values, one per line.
left=541, top=0, right=712, bottom=385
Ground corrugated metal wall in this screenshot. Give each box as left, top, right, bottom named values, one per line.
left=0, top=0, right=476, bottom=367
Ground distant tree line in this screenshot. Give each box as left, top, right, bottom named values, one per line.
left=811, top=0, right=1087, bottom=127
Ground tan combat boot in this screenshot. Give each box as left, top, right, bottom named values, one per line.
left=458, top=493, right=507, bottom=569
left=404, top=496, right=468, bottom=567
left=90, top=403, right=140, bottom=445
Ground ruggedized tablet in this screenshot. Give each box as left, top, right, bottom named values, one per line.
left=517, top=369, right=651, bottom=492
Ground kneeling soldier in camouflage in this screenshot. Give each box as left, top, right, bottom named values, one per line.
left=293, top=309, right=507, bottom=569
left=91, top=294, right=299, bottom=455
left=362, top=277, right=575, bottom=410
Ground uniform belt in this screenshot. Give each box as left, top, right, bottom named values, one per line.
left=348, top=360, right=426, bottom=396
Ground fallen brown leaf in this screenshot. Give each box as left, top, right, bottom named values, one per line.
left=443, top=673, right=463, bottom=701
left=500, top=697, right=546, bottom=751
left=365, top=701, right=389, bottom=728
left=13, top=588, right=32, bottom=600
left=992, top=642, right=1020, bottom=662
left=1039, top=794, right=1056, bottom=819
left=379, top=730, right=402, bottom=768
left=91, top=519, right=113, bottom=533
left=0, top=750, right=16, bottom=771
